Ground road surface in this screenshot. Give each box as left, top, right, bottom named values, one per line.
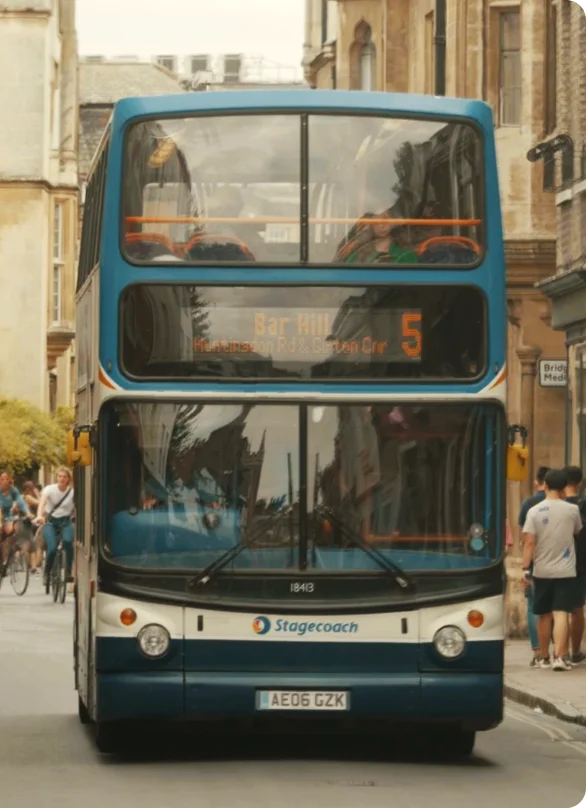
left=1, top=579, right=585, bottom=808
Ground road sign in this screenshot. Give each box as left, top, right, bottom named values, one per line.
left=539, top=359, right=567, bottom=387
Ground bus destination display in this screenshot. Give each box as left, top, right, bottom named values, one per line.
left=192, top=308, right=422, bottom=363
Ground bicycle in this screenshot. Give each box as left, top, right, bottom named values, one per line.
left=0, top=522, right=30, bottom=597
left=45, top=535, right=67, bottom=604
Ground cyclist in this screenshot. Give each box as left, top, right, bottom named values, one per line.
left=35, top=466, right=75, bottom=586
left=19, top=481, right=41, bottom=574
left=0, top=471, right=33, bottom=571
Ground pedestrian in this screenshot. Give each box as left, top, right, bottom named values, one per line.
left=518, top=465, right=550, bottom=666
left=564, top=466, right=586, bottom=663
left=522, top=468, right=582, bottom=671
left=35, top=467, right=75, bottom=586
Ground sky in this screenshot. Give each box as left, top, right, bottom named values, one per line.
left=75, top=0, right=305, bottom=72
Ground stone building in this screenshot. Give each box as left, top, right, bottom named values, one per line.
left=303, top=0, right=567, bottom=518
left=79, top=58, right=186, bottom=190
left=0, top=0, right=78, bottom=411
left=536, top=0, right=586, bottom=470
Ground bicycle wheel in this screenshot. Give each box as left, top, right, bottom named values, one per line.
left=51, top=550, right=61, bottom=602
left=10, top=551, right=29, bottom=596
left=52, top=549, right=67, bottom=604
left=58, top=549, right=67, bottom=604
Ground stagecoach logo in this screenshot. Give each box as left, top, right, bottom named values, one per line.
left=252, top=616, right=271, bottom=635
left=252, top=616, right=360, bottom=637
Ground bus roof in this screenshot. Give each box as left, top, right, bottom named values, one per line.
left=111, top=89, right=493, bottom=130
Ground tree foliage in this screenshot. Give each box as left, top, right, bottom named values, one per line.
left=0, top=399, right=74, bottom=473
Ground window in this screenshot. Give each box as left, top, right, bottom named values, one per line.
left=321, top=0, right=328, bottom=45
left=120, top=284, right=486, bottom=381
left=101, top=400, right=504, bottom=577
left=349, top=22, right=376, bottom=91
left=499, top=11, right=522, bottom=126
left=122, top=115, right=300, bottom=265
left=308, top=115, right=483, bottom=265
left=52, top=203, right=63, bottom=324
left=224, top=54, right=242, bottom=83
left=121, top=114, right=483, bottom=268
left=544, top=2, right=557, bottom=134
left=157, top=56, right=176, bottom=72
left=190, top=55, right=209, bottom=75
left=77, top=136, right=109, bottom=292
left=357, top=24, right=376, bottom=91
left=360, top=41, right=376, bottom=90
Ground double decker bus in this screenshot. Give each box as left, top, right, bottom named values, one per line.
left=72, top=90, right=506, bottom=755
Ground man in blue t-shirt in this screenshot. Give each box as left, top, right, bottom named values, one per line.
left=518, top=465, right=550, bottom=666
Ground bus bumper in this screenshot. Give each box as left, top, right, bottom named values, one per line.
left=96, top=671, right=503, bottom=730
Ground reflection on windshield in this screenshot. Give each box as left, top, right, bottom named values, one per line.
left=104, top=403, right=299, bottom=569
left=121, top=114, right=482, bottom=266
left=103, top=402, right=502, bottom=574
left=308, top=404, right=502, bottom=571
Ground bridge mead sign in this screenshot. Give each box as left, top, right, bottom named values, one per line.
left=538, top=359, right=568, bottom=388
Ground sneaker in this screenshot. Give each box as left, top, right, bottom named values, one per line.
left=529, top=656, right=542, bottom=667
left=562, top=654, right=574, bottom=667
left=571, top=652, right=586, bottom=665
left=539, top=657, right=551, bottom=669
left=552, top=657, right=572, bottom=671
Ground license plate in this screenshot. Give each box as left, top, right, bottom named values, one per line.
left=257, top=690, right=349, bottom=711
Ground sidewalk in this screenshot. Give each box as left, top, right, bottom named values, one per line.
left=505, top=639, right=586, bottom=726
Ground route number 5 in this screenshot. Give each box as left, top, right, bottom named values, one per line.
left=402, top=313, right=422, bottom=358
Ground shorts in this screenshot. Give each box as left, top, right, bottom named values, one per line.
left=533, top=577, right=581, bottom=615
left=572, top=573, right=586, bottom=609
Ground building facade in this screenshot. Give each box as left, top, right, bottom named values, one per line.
left=536, top=0, right=586, bottom=470
left=150, top=53, right=303, bottom=89
left=304, top=0, right=567, bottom=517
left=0, top=0, right=78, bottom=411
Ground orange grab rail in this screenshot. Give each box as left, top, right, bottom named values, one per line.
left=125, top=215, right=482, bottom=228
left=364, top=535, right=470, bottom=544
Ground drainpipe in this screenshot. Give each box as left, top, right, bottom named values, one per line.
left=382, top=0, right=388, bottom=92
left=434, top=0, right=446, bottom=96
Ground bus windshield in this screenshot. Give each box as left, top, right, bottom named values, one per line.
left=122, top=113, right=483, bottom=266
left=102, top=401, right=503, bottom=576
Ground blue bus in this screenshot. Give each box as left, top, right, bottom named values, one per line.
left=72, top=90, right=507, bottom=755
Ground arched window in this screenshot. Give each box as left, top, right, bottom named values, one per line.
left=350, top=21, right=377, bottom=91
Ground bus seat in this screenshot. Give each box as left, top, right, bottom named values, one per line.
left=183, top=234, right=255, bottom=262
left=124, top=232, right=179, bottom=261
left=417, top=237, right=480, bottom=265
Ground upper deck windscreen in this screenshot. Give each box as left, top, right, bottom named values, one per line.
left=122, top=113, right=483, bottom=266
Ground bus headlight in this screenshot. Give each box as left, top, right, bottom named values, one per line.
left=433, top=626, right=466, bottom=659
left=137, top=624, right=170, bottom=658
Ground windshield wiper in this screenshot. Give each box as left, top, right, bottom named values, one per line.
left=313, top=505, right=415, bottom=591
left=191, top=507, right=294, bottom=587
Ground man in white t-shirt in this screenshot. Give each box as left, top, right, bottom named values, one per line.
left=522, top=468, right=582, bottom=671
left=36, top=466, right=75, bottom=584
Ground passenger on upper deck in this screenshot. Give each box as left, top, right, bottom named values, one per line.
left=334, top=207, right=418, bottom=265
